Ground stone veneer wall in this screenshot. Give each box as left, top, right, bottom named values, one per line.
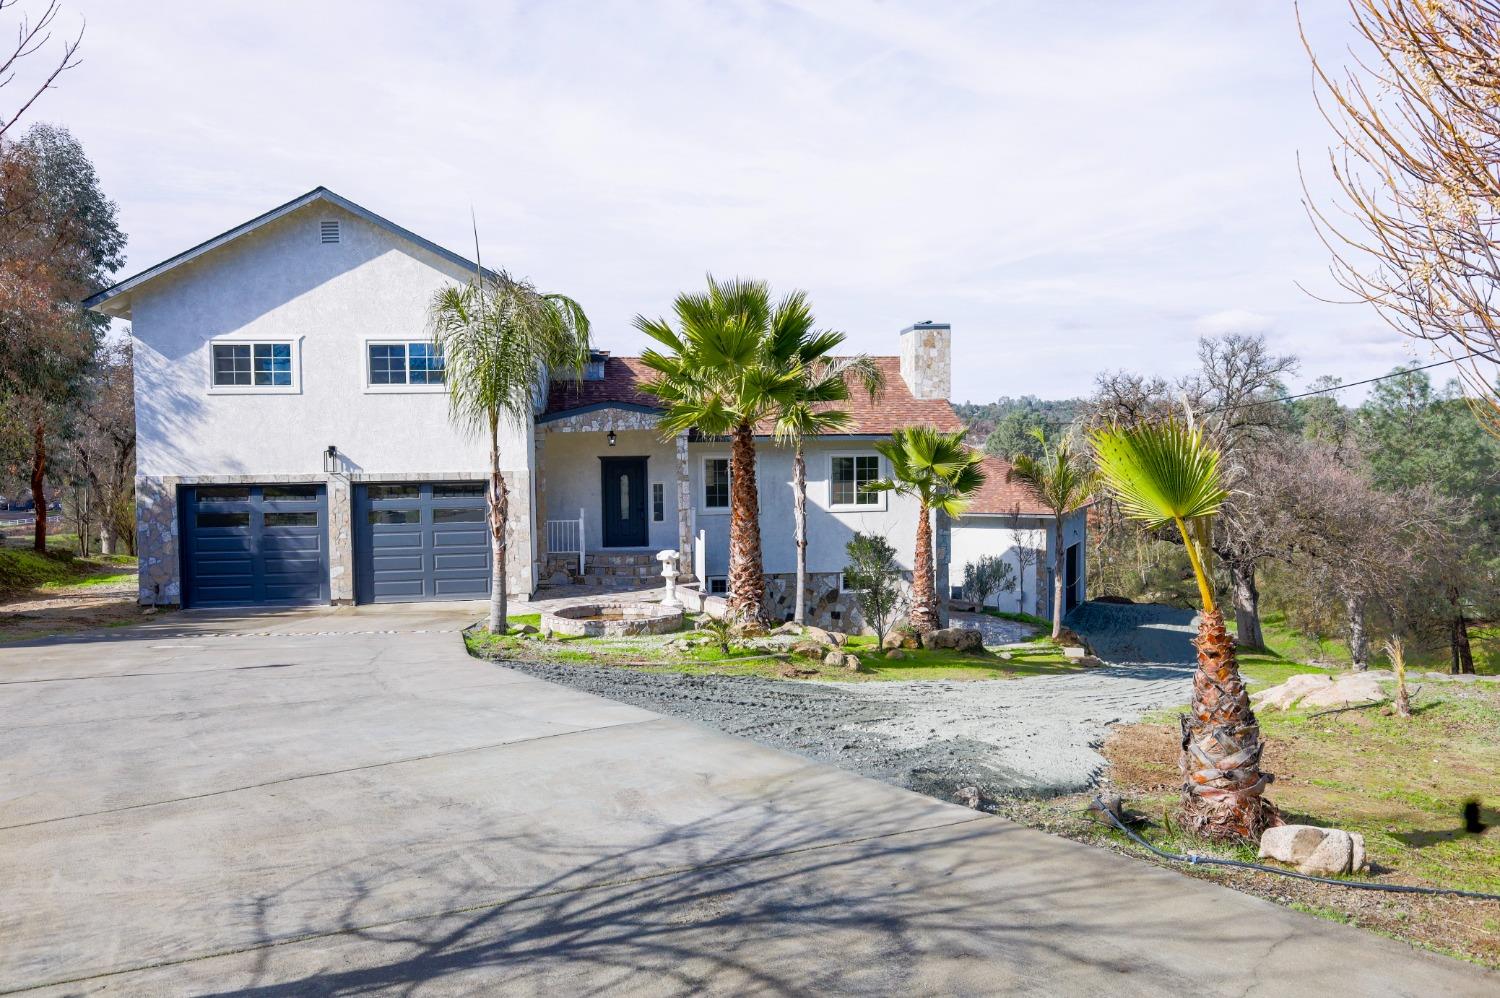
left=762, top=571, right=916, bottom=633
left=898, top=322, right=952, bottom=401
left=135, top=476, right=179, bottom=605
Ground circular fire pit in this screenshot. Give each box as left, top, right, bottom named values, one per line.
left=540, top=602, right=683, bottom=638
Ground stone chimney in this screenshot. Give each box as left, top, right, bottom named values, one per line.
left=899, top=321, right=951, bottom=400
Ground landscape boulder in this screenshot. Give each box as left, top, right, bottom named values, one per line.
left=884, top=649, right=906, bottom=660
left=881, top=625, right=921, bottom=650
left=822, top=650, right=845, bottom=668
left=805, top=626, right=847, bottom=647
left=791, top=640, right=826, bottom=658
left=841, top=653, right=862, bottom=672
left=1252, top=673, right=1384, bottom=712
left=771, top=621, right=803, bottom=636
left=1054, top=626, right=1093, bottom=653
left=920, top=627, right=985, bottom=653
left=1258, top=825, right=1368, bottom=876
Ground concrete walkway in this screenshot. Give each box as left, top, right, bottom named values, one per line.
left=0, top=605, right=1492, bottom=995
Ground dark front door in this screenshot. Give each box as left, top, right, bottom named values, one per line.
left=1064, top=542, right=1081, bottom=613
left=601, top=457, right=648, bottom=547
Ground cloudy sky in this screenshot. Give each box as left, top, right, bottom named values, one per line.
left=26, top=1, right=1425, bottom=401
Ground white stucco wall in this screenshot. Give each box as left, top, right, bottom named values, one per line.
left=686, top=438, right=922, bottom=579
left=130, top=201, right=531, bottom=480
left=949, top=514, right=1051, bottom=616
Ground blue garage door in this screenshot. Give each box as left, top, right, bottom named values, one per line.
left=354, top=482, right=491, bottom=603
left=181, top=484, right=329, bottom=607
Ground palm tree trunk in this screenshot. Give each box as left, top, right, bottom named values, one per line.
left=1181, top=609, right=1278, bottom=841
left=31, top=417, right=46, bottom=554
left=793, top=441, right=807, bottom=626
left=727, top=422, right=766, bottom=624
left=487, top=413, right=508, bottom=634
left=910, top=500, right=938, bottom=633
left=1050, top=522, right=1065, bottom=639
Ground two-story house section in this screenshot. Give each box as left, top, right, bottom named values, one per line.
left=87, top=188, right=1085, bottom=626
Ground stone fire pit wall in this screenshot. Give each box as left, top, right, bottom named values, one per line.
left=541, top=602, right=684, bottom=638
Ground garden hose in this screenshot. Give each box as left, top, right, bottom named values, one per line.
left=1089, top=796, right=1500, bottom=902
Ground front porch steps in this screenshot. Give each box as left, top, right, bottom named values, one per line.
left=540, top=550, right=662, bottom=589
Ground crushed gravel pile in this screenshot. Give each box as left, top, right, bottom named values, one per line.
left=505, top=602, right=1201, bottom=802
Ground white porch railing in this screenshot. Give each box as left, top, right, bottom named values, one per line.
left=546, top=507, right=586, bottom=576
left=693, top=528, right=707, bottom=588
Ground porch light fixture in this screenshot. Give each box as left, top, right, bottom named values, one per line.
left=607, top=430, right=617, bottom=447
left=323, top=445, right=338, bottom=473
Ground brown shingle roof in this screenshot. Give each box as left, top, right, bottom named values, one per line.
left=964, top=454, right=1056, bottom=517
left=542, top=355, right=964, bottom=436
left=542, top=356, right=659, bottom=417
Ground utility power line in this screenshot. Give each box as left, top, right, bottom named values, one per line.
left=1203, top=348, right=1498, bottom=415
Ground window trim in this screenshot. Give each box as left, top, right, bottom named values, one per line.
left=827, top=451, right=886, bottom=512
left=705, top=575, right=729, bottom=596
left=362, top=337, right=448, bottom=394
left=837, top=571, right=863, bottom=594
left=206, top=337, right=302, bottom=395
left=699, top=454, right=731, bottom=515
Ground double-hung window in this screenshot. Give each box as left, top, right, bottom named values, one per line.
left=702, top=457, right=730, bottom=512
left=830, top=454, right=881, bottom=509
left=212, top=342, right=292, bottom=388
left=367, top=341, right=445, bottom=388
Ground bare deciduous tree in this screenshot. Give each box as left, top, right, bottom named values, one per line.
left=0, top=1, right=82, bottom=140
left=1301, top=0, right=1500, bottom=434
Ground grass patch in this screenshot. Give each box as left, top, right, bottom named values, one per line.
left=1238, top=609, right=1497, bottom=676
left=995, top=679, right=1500, bottom=967
left=465, top=614, right=1091, bottom=683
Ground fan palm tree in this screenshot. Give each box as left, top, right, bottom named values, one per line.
left=1006, top=428, right=1095, bottom=639
left=431, top=270, right=590, bottom=634
left=867, top=427, right=986, bottom=633
left=637, top=276, right=814, bottom=625
left=1090, top=419, right=1279, bottom=841
left=775, top=352, right=884, bottom=625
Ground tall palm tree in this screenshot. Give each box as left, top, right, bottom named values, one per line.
left=637, top=276, right=812, bottom=624
left=775, top=352, right=884, bottom=626
left=1090, top=419, right=1279, bottom=841
left=867, top=427, right=986, bottom=633
left=430, top=270, right=590, bottom=634
left=1006, top=428, right=1095, bottom=639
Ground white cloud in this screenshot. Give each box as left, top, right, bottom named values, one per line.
left=34, top=0, right=1395, bottom=401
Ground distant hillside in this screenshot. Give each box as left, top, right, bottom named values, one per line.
left=954, top=396, right=1083, bottom=456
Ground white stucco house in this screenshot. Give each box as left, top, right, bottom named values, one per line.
left=85, top=187, right=1086, bottom=627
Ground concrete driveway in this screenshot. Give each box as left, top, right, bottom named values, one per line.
left=0, top=606, right=1492, bottom=996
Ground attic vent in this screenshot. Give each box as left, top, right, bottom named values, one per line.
left=584, top=360, right=606, bottom=381
left=319, top=220, right=341, bottom=244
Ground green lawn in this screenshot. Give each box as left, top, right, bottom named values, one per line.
left=1236, top=609, right=1497, bottom=676
left=0, top=543, right=136, bottom=593
left=464, top=613, right=1090, bottom=682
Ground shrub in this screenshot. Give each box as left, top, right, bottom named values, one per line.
left=963, top=554, right=1016, bottom=609
left=843, top=532, right=905, bottom=645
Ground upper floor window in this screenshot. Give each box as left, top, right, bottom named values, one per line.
left=703, top=457, right=730, bottom=511
left=368, top=341, right=445, bottom=388
left=830, top=454, right=881, bottom=509
left=212, top=342, right=292, bottom=388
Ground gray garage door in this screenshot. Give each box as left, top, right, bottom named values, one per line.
left=354, top=482, right=491, bottom=603
left=180, top=484, right=329, bottom=607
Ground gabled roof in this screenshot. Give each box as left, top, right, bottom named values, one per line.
left=963, top=454, right=1057, bottom=517
left=540, top=354, right=965, bottom=436
left=83, top=187, right=491, bottom=318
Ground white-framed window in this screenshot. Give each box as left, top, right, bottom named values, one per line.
left=828, top=453, right=883, bottom=511
left=365, top=340, right=446, bottom=391
left=706, top=575, right=729, bottom=595
left=208, top=339, right=299, bottom=394
left=701, top=456, right=730, bottom=513
left=651, top=482, right=665, bottom=522
left=837, top=571, right=863, bottom=594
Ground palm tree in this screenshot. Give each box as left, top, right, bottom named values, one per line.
left=637, top=276, right=813, bottom=625
left=1006, top=428, right=1095, bottom=639
left=1090, top=419, right=1279, bottom=841
left=775, top=352, right=884, bottom=626
left=431, top=270, right=590, bottom=634
left=867, top=427, right=986, bottom=633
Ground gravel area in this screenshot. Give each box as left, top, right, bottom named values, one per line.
left=502, top=602, right=1202, bottom=803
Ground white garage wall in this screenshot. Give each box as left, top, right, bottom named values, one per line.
left=950, top=514, right=1053, bottom=616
